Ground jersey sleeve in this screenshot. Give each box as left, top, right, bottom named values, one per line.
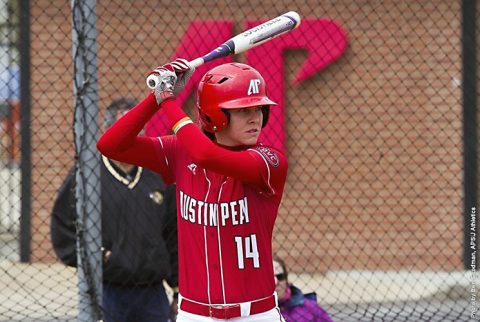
left=97, top=94, right=176, bottom=183
left=247, top=145, right=288, bottom=196
left=162, top=99, right=288, bottom=194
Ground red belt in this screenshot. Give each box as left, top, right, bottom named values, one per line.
left=179, top=295, right=277, bottom=319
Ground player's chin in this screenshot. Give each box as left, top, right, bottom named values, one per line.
left=244, top=130, right=261, bottom=141
left=242, top=135, right=259, bottom=146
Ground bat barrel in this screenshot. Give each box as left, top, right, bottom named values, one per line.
left=229, top=11, right=301, bottom=54
left=146, top=11, right=301, bottom=90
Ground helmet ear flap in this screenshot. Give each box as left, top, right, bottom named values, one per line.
left=197, top=102, right=229, bottom=133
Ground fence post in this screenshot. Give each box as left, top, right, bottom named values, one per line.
left=18, top=0, right=31, bottom=263
left=71, top=0, right=102, bottom=320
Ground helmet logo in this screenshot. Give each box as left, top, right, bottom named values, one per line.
left=247, top=79, right=261, bottom=95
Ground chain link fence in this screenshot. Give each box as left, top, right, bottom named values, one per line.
left=0, top=0, right=477, bottom=321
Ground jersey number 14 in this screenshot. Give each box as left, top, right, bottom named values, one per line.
left=234, top=234, right=260, bottom=269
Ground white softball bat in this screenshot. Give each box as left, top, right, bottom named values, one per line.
left=147, top=11, right=301, bottom=89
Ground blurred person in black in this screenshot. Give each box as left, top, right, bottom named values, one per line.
left=50, top=97, right=178, bottom=322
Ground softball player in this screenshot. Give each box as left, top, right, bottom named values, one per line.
left=97, top=60, right=287, bottom=321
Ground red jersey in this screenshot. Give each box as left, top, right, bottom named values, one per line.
left=97, top=93, right=288, bottom=304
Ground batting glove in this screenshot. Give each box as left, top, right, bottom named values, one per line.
left=169, top=58, right=195, bottom=95
left=148, top=65, right=177, bottom=105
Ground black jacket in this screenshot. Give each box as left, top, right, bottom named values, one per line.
left=51, top=156, right=178, bottom=288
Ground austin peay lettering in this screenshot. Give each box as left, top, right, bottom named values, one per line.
left=179, top=191, right=250, bottom=227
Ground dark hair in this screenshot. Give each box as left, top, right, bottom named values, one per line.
left=273, top=254, right=288, bottom=280
left=202, top=129, right=216, bottom=141
left=104, top=97, right=137, bottom=128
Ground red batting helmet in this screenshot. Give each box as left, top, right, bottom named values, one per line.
left=196, top=63, right=277, bottom=132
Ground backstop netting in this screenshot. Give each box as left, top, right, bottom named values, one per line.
left=0, top=0, right=477, bottom=321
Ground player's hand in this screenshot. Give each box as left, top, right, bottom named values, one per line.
left=101, top=247, right=112, bottom=263
left=147, top=65, right=177, bottom=105
left=169, top=58, right=195, bottom=95
left=170, top=295, right=178, bottom=321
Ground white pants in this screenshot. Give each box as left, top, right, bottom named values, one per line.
left=177, top=308, right=286, bottom=322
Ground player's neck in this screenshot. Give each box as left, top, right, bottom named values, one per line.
left=214, top=133, right=258, bottom=149
left=215, top=141, right=253, bottom=151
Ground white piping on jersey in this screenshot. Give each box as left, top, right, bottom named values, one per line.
left=157, top=137, right=170, bottom=169
left=276, top=307, right=286, bottom=321
left=202, top=169, right=213, bottom=305
left=203, top=225, right=210, bottom=303
left=202, top=169, right=228, bottom=304
left=217, top=179, right=228, bottom=304
left=248, top=149, right=275, bottom=195
left=102, top=155, right=142, bottom=189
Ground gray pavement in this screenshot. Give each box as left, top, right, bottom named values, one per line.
left=0, top=224, right=475, bottom=321
left=0, top=259, right=475, bottom=321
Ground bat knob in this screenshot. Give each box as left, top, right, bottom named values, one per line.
left=146, top=74, right=159, bottom=89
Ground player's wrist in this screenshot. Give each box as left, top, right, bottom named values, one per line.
left=172, top=117, right=193, bottom=134
left=172, top=286, right=179, bottom=299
